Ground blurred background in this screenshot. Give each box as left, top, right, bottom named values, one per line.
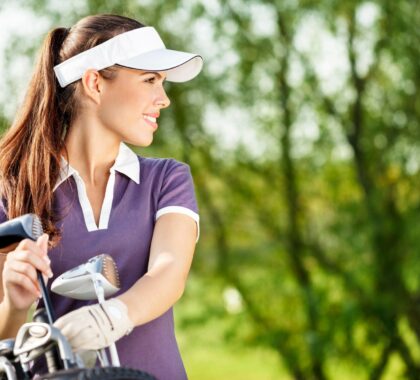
left=1, top=0, right=420, bottom=379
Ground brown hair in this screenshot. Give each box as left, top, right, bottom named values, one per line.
left=0, top=14, right=144, bottom=245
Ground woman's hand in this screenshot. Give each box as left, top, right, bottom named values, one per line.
left=54, top=298, right=133, bottom=351
left=2, top=234, right=52, bottom=312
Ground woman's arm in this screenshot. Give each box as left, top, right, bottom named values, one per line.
left=53, top=213, right=197, bottom=350
left=0, top=236, right=51, bottom=339
left=0, top=246, right=26, bottom=339
left=0, top=299, right=28, bottom=339
left=118, top=212, right=197, bottom=325
left=0, top=250, right=25, bottom=339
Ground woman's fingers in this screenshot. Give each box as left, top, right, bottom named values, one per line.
left=3, top=267, right=41, bottom=298
left=36, top=235, right=51, bottom=287
left=1, top=235, right=52, bottom=309
left=15, top=235, right=50, bottom=264
left=4, top=253, right=42, bottom=297
left=6, top=259, right=38, bottom=283
left=36, top=234, right=49, bottom=257
left=55, top=311, right=106, bottom=351
left=8, top=248, right=52, bottom=278
left=55, top=314, right=86, bottom=341
left=16, top=238, right=45, bottom=257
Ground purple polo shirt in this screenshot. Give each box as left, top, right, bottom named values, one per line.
left=0, top=146, right=199, bottom=380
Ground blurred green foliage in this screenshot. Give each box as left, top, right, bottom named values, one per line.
left=1, top=0, right=420, bottom=378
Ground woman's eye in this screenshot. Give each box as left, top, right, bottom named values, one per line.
left=145, top=76, right=156, bottom=84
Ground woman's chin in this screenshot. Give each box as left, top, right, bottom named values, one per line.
left=125, top=135, right=153, bottom=147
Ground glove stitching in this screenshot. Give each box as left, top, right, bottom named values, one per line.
left=88, top=309, right=102, bottom=331
left=100, top=303, right=115, bottom=331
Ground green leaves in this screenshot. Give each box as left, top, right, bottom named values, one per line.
left=1, top=0, right=420, bottom=378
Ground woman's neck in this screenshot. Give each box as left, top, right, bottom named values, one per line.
left=64, top=114, right=121, bottom=186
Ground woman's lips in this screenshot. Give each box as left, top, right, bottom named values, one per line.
left=143, top=114, right=158, bottom=129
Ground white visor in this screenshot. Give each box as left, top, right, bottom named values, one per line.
left=53, top=27, right=203, bottom=87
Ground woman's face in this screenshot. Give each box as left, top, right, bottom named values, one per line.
left=96, top=67, right=170, bottom=146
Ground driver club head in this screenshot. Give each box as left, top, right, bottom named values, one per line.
left=51, top=254, right=120, bottom=300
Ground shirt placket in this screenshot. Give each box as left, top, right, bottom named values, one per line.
left=72, top=169, right=116, bottom=231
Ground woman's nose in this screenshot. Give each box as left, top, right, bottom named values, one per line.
left=155, top=86, right=171, bottom=109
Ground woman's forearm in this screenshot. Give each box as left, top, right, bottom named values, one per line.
left=118, top=255, right=187, bottom=326
left=0, top=301, right=28, bottom=339
left=0, top=254, right=27, bottom=339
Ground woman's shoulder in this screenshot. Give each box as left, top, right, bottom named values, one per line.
left=138, top=156, right=190, bottom=174
left=136, top=156, right=193, bottom=190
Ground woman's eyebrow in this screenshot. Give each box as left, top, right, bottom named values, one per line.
left=141, top=71, right=165, bottom=79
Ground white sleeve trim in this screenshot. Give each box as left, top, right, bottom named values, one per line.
left=155, top=206, right=200, bottom=243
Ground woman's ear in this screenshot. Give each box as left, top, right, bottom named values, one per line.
left=80, top=69, right=102, bottom=104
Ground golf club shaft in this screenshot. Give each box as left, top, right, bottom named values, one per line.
left=37, top=271, right=55, bottom=323
left=93, top=277, right=120, bottom=366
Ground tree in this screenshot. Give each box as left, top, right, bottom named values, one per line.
left=1, top=0, right=420, bottom=378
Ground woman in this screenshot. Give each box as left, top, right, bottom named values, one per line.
left=0, top=14, right=202, bottom=379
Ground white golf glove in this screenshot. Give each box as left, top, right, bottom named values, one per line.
left=54, top=298, right=134, bottom=351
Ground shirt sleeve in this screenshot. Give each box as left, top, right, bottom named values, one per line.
left=156, top=159, right=200, bottom=242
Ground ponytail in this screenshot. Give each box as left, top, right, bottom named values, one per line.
left=0, top=27, right=69, bottom=245
left=0, top=15, right=144, bottom=247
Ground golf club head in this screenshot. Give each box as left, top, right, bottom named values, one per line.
left=0, top=339, right=15, bottom=359
left=51, top=254, right=120, bottom=300
left=0, top=356, right=17, bottom=380
left=0, top=213, right=43, bottom=249
left=13, top=323, right=75, bottom=365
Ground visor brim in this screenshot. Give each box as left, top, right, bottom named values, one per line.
left=117, top=49, right=203, bottom=82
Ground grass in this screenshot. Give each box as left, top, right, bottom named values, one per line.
left=181, top=342, right=287, bottom=380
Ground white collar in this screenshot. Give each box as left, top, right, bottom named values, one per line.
left=54, top=142, right=140, bottom=191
